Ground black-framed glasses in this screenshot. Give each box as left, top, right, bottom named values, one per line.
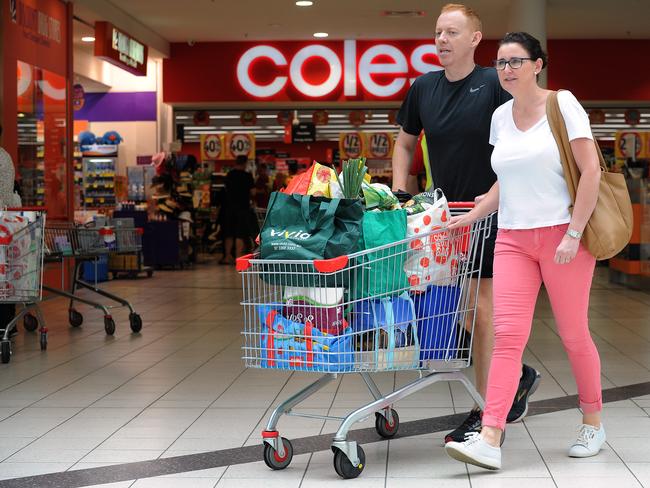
left=494, top=57, right=533, bottom=70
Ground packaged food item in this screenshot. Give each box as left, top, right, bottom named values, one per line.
left=307, top=163, right=337, bottom=197
left=362, top=182, right=400, bottom=210
left=282, top=286, right=347, bottom=335
left=402, top=191, right=442, bottom=215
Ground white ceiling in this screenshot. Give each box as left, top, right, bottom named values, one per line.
left=85, top=0, right=650, bottom=43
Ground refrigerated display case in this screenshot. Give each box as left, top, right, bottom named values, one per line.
left=82, top=156, right=117, bottom=208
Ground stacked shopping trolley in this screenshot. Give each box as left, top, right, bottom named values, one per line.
left=237, top=160, right=493, bottom=479
left=0, top=211, right=145, bottom=364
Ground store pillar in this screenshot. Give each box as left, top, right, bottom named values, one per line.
left=508, top=0, right=548, bottom=88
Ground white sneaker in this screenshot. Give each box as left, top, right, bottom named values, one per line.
left=568, top=423, right=606, bottom=458
left=445, top=432, right=501, bottom=470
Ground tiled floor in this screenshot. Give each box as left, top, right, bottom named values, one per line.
left=0, top=261, right=649, bottom=487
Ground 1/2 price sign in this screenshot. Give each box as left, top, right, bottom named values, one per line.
left=616, top=131, right=644, bottom=159
left=200, top=134, right=223, bottom=160
left=366, top=132, right=394, bottom=159
left=339, top=132, right=364, bottom=159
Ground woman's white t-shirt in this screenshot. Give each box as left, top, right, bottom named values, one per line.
left=489, top=90, right=593, bottom=229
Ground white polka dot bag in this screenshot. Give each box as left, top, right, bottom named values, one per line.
left=402, top=190, right=457, bottom=292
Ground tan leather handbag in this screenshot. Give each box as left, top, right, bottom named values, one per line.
left=546, top=90, right=633, bottom=260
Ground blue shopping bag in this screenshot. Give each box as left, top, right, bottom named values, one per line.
left=351, top=293, right=420, bottom=370
left=413, top=285, right=461, bottom=360
left=256, top=305, right=354, bottom=372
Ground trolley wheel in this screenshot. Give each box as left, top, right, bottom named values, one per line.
left=333, top=445, right=365, bottom=479
left=375, top=409, right=400, bottom=439
left=104, top=317, right=116, bottom=336
left=69, top=309, right=83, bottom=328
left=23, top=314, right=39, bottom=332
left=129, top=313, right=143, bottom=333
left=263, top=437, right=293, bottom=470
left=39, top=333, right=47, bottom=351
left=146, top=269, right=154, bottom=278
left=1, top=341, right=11, bottom=364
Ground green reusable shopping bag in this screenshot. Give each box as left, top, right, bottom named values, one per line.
left=259, top=192, right=363, bottom=285
left=355, top=209, right=408, bottom=298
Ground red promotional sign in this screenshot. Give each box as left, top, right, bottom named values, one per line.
left=240, top=110, right=257, bottom=126
left=164, top=40, right=442, bottom=103
left=312, top=110, right=329, bottom=125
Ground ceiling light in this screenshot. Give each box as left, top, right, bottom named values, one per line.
left=81, top=36, right=95, bottom=42
left=296, top=1, right=314, bottom=6
left=313, top=32, right=328, bottom=38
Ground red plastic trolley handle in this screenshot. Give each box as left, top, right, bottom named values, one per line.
left=448, top=202, right=476, bottom=208
left=136, top=228, right=144, bottom=235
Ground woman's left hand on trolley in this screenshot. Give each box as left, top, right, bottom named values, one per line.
left=554, top=235, right=580, bottom=265
left=448, top=212, right=477, bottom=230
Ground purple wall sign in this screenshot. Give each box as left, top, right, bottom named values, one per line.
left=74, top=92, right=157, bottom=122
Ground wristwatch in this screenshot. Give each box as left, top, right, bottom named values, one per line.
left=566, top=229, right=582, bottom=239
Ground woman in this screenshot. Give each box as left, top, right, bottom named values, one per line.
left=0, top=123, right=22, bottom=336
left=445, top=32, right=604, bottom=470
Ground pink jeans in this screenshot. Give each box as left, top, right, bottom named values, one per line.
left=481, top=224, right=602, bottom=430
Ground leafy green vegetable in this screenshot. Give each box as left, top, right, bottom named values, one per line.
left=336, top=158, right=368, bottom=199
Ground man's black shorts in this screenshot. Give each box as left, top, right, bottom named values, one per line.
left=477, top=216, right=498, bottom=279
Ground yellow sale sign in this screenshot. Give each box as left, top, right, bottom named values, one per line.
left=225, top=133, right=256, bottom=159
left=615, top=131, right=645, bottom=159
left=339, top=132, right=365, bottom=159
left=200, top=134, right=224, bottom=161
left=365, top=132, right=394, bottom=159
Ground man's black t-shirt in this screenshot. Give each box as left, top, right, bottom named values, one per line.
left=225, top=169, right=254, bottom=208
left=397, top=65, right=511, bottom=202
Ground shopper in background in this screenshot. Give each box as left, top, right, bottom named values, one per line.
left=445, top=32, right=604, bottom=470
left=0, top=123, right=22, bottom=336
left=391, top=3, right=541, bottom=443
left=254, top=163, right=271, bottom=209
left=220, top=155, right=254, bottom=264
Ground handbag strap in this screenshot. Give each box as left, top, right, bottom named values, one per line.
left=546, top=90, right=608, bottom=207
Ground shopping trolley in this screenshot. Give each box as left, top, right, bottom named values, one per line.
left=23, top=223, right=144, bottom=336
left=237, top=203, right=492, bottom=479
left=0, top=209, right=46, bottom=363
left=109, top=225, right=152, bottom=279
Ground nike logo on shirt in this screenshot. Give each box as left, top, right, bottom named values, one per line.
left=469, top=84, right=485, bottom=93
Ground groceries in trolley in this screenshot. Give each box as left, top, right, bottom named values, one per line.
left=240, top=158, right=490, bottom=375
left=0, top=211, right=43, bottom=301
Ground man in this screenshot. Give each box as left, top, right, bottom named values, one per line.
left=220, top=155, right=255, bottom=264
left=392, top=3, right=541, bottom=443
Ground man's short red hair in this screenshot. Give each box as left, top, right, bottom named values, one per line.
left=440, top=3, right=483, bottom=32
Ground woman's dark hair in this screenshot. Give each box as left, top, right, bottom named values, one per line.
left=500, top=32, right=548, bottom=70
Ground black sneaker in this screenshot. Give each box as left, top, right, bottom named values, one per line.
left=445, top=409, right=482, bottom=443
left=507, top=364, right=541, bottom=423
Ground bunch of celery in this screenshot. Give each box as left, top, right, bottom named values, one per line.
left=336, top=158, right=368, bottom=199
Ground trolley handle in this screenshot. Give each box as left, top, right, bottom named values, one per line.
left=448, top=202, right=476, bottom=209
left=236, top=253, right=349, bottom=274
left=4, top=207, right=47, bottom=212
